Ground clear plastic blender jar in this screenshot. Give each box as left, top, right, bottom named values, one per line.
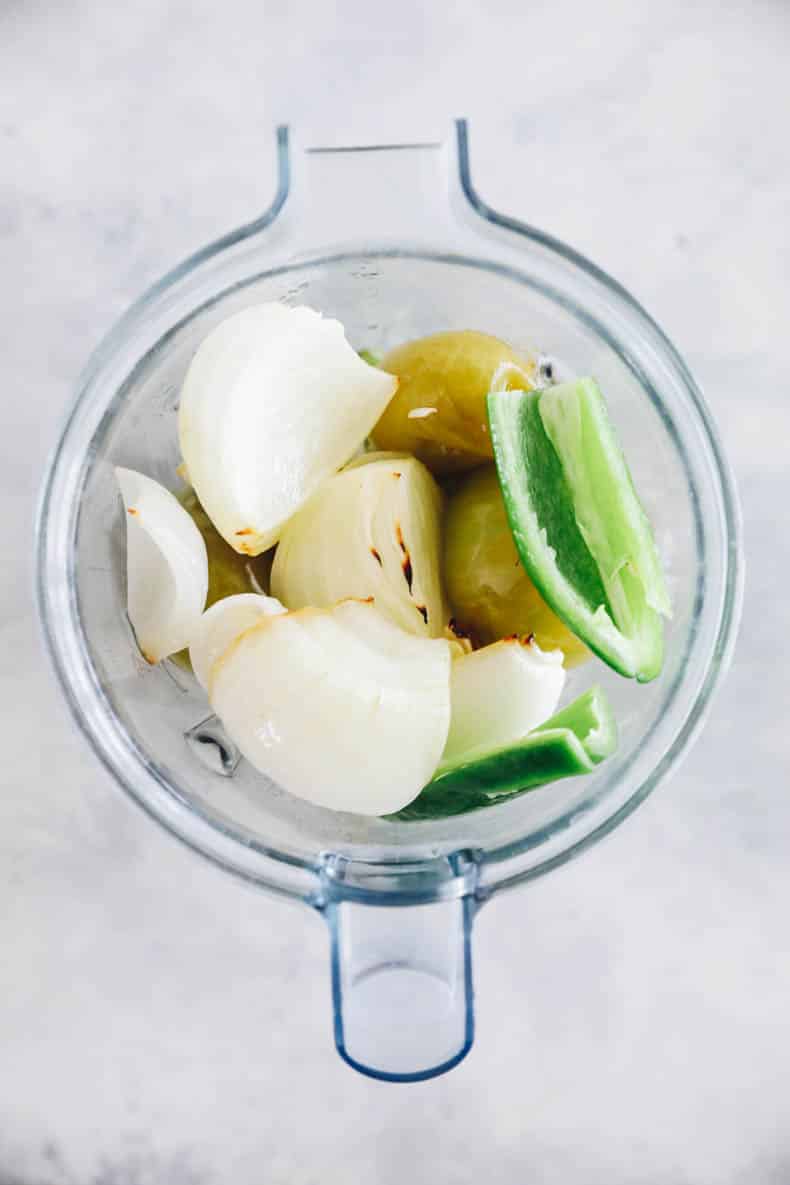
left=36, top=121, right=742, bottom=1081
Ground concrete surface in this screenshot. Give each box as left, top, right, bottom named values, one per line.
left=2, top=0, right=788, bottom=1181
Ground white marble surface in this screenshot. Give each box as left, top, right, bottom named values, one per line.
left=2, top=0, right=788, bottom=1181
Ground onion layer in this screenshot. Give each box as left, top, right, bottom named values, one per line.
left=442, top=636, right=565, bottom=765
left=209, top=600, right=452, bottom=815
left=271, top=453, right=447, bottom=638
left=189, top=593, right=286, bottom=689
left=178, top=303, right=398, bottom=556
left=116, top=467, right=208, bottom=663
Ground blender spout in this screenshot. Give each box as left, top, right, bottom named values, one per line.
left=318, top=853, right=479, bottom=1082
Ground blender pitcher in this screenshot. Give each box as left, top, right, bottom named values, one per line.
left=36, top=121, right=742, bottom=1082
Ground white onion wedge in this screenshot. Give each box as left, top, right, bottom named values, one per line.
left=189, top=593, right=286, bottom=690
left=271, top=453, right=447, bottom=638
left=115, top=467, right=208, bottom=663
left=442, top=636, right=566, bottom=765
left=178, top=304, right=398, bottom=556
left=209, top=600, right=452, bottom=816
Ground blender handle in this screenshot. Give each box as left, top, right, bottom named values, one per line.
left=317, top=856, right=480, bottom=1082
left=322, top=894, right=476, bottom=1083
left=274, top=122, right=471, bottom=250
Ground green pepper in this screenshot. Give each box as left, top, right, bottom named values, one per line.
left=487, top=379, right=670, bottom=682
left=357, top=348, right=382, bottom=367
left=393, top=686, right=616, bottom=821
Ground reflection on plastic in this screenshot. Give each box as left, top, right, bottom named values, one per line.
left=184, top=713, right=241, bottom=778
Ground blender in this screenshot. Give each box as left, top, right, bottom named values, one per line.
left=36, top=120, right=742, bottom=1082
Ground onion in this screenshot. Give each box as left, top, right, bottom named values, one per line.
left=209, top=600, right=452, bottom=815
left=271, top=453, right=447, bottom=638
left=178, top=304, right=398, bottom=556
left=115, top=467, right=208, bottom=663
left=189, top=593, right=286, bottom=690
left=442, top=636, right=565, bottom=765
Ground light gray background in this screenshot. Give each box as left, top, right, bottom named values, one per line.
left=2, top=1, right=787, bottom=1181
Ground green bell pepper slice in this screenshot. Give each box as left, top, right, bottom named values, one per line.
left=393, top=686, right=616, bottom=821
left=487, top=379, right=670, bottom=681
